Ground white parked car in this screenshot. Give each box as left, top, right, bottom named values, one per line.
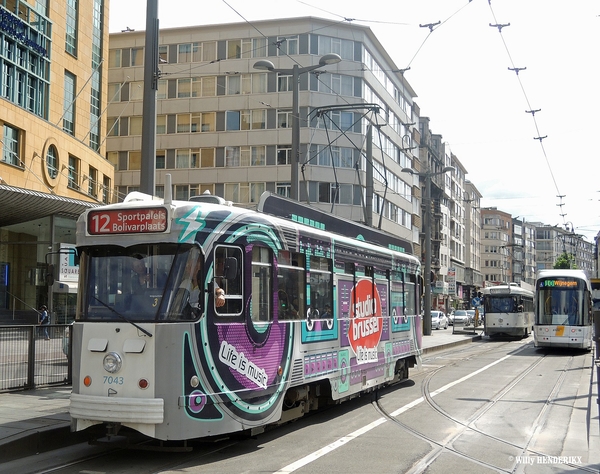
left=431, top=310, right=448, bottom=330
left=451, top=310, right=470, bottom=325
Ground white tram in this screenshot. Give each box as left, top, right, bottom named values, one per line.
left=534, top=269, right=592, bottom=350
left=482, top=283, right=534, bottom=338
left=69, top=190, right=422, bottom=441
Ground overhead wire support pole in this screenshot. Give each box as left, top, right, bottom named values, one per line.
left=401, top=166, right=455, bottom=336
left=140, top=0, right=159, bottom=196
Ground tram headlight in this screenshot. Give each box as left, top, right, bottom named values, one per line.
left=103, top=352, right=123, bottom=373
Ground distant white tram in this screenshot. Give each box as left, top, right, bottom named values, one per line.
left=534, top=269, right=592, bottom=350
left=482, top=283, right=534, bottom=338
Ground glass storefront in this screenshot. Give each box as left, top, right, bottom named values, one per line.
left=0, top=215, right=78, bottom=324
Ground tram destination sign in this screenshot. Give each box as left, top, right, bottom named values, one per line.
left=87, top=208, right=168, bottom=235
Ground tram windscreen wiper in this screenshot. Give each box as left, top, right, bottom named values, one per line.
left=91, top=295, right=153, bottom=337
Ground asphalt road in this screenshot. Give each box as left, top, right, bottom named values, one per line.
left=4, top=337, right=599, bottom=474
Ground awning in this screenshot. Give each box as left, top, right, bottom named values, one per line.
left=0, top=184, right=100, bottom=227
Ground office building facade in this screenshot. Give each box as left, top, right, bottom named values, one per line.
left=0, top=0, right=112, bottom=322
left=106, top=17, right=418, bottom=247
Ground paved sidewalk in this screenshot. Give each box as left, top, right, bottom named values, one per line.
left=0, top=327, right=482, bottom=462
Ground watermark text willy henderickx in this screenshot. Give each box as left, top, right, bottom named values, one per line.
left=512, top=455, right=583, bottom=465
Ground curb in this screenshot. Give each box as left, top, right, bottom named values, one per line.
left=421, top=334, right=482, bottom=355
left=0, top=422, right=86, bottom=463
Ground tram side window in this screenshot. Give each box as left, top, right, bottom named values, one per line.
left=406, top=274, right=418, bottom=316
left=390, top=279, right=406, bottom=322
left=214, top=246, right=243, bottom=316
left=250, top=246, right=272, bottom=322
left=277, top=250, right=305, bottom=321
left=309, top=255, right=333, bottom=320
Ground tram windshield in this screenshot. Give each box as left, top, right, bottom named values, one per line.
left=79, top=243, right=205, bottom=322
left=484, top=296, right=519, bottom=314
left=536, top=277, right=588, bottom=326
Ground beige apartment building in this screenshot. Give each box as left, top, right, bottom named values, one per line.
left=106, top=17, right=419, bottom=251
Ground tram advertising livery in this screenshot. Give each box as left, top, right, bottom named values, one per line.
left=534, top=269, right=593, bottom=350
left=69, top=190, right=422, bottom=442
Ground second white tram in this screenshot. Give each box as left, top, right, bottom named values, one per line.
left=482, top=283, right=534, bottom=338
left=534, top=269, right=593, bottom=350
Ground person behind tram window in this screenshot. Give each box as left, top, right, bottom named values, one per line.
left=214, top=256, right=226, bottom=308
left=179, top=254, right=203, bottom=312
left=130, top=254, right=149, bottom=293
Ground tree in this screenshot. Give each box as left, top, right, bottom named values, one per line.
left=554, top=252, right=576, bottom=269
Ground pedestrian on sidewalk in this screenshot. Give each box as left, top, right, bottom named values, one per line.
left=39, top=305, right=50, bottom=340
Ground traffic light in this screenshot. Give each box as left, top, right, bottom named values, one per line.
left=45, top=264, right=54, bottom=286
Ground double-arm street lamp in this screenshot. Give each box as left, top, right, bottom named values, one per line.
left=253, top=54, right=342, bottom=201
left=402, top=165, right=455, bottom=336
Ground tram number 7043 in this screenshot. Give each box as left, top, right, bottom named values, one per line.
left=103, top=376, right=125, bottom=385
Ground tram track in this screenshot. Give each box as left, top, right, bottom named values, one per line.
left=374, top=340, right=598, bottom=473
left=20, top=340, right=597, bottom=474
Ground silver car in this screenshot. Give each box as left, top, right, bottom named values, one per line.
left=452, top=310, right=470, bottom=325
left=431, top=310, right=448, bottom=330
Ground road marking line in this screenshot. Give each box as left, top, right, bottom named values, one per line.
left=274, top=354, right=513, bottom=473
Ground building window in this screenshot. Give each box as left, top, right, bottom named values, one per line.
left=130, top=81, right=144, bottom=100
left=277, top=74, right=293, bottom=92
left=224, top=183, right=265, bottom=203
left=226, top=73, right=266, bottom=95
left=156, top=115, right=166, bottom=134
left=68, top=155, right=80, bottom=190
left=200, top=148, right=215, bottom=167
left=88, top=167, right=98, bottom=197
left=63, top=71, right=76, bottom=135
left=129, top=116, right=142, bottom=135
left=65, top=0, right=78, bottom=56
left=277, top=36, right=298, bottom=55
left=225, top=146, right=266, bottom=167
left=226, top=111, right=240, bottom=131
left=128, top=151, right=141, bottom=170
left=174, top=184, right=189, bottom=200
left=276, top=183, right=291, bottom=198
left=0, top=5, right=51, bottom=119
left=158, top=45, right=168, bottom=64
left=107, top=82, right=121, bottom=102
left=130, top=47, right=144, bottom=66
left=2, top=124, right=22, bottom=167
left=157, top=79, right=167, bottom=99
left=277, top=109, right=292, bottom=128
left=277, top=146, right=292, bottom=165
left=102, top=176, right=111, bottom=203
left=107, top=117, right=119, bottom=136
left=156, top=150, right=166, bottom=169
left=45, top=144, right=58, bottom=178
left=108, top=49, right=121, bottom=68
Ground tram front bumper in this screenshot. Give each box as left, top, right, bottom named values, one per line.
left=70, top=393, right=164, bottom=438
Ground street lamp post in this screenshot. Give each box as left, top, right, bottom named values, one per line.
left=402, top=165, right=455, bottom=336
left=253, top=54, right=341, bottom=201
